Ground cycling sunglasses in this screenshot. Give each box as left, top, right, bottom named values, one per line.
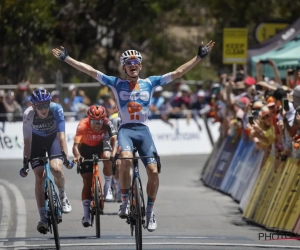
left=125, top=59, right=140, bottom=66
left=90, top=119, right=104, bottom=125
left=35, top=102, right=50, bottom=110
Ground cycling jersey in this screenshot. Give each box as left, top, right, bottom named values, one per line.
left=22, top=102, right=65, bottom=168
left=95, top=71, right=173, bottom=126
left=74, top=117, right=117, bottom=147
left=23, top=102, right=65, bottom=138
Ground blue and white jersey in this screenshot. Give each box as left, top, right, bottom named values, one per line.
left=23, top=102, right=65, bottom=138
left=95, top=71, right=173, bottom=126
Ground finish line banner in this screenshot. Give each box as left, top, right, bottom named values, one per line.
left=0, top=119, right=220, bottom=159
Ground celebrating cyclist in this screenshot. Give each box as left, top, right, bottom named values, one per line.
left=20, top=89, right=73, bottom=234
left=52, top=40, right=214, bottom=232
left=72, top=105, right=118, bottom=227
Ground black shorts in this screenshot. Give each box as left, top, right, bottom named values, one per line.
left=79, top=140, right=112, bottom=175
left=30, top=133, right=63, bottom=169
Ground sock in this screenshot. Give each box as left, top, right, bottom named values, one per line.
left=82, top=200, right=91, bottom=219
left=104, top=175, right=112, bottom=193
left=114, top=178, right=120, bottom=192
left=38, top=207, right=47, bottom=223
left=58, top=187, right=66, bottom=199
left=121, top=189, right=129, bottom=209
left=146, top=197, right=156, bottom=214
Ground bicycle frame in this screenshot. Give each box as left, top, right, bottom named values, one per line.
left=90, top=156, right=104, bottom=212
left=43, top=159, right=62, bottom=221
left=30, top=154, right=64, bottom=225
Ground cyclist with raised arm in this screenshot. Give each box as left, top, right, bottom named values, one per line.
left=52, top=40, right=215, bottom=232
left=20, top=89, right=73, bottom=234
left=72, top=105, right=118, bottom=227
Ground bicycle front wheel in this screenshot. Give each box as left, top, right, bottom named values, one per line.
left=46, top=179, right=60, bottom=250
left=94, top=176, right=101, bottom=238
left=134, top=178, right=143, bottom=250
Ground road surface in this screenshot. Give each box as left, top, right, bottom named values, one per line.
left=0, top=155, right=299, bottom=249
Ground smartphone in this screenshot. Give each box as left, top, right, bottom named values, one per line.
left=248, top=114, right=254, bottom=125
left=260, top=59, right=269, bottom=64
left=282, top=98, right=289, bottom=111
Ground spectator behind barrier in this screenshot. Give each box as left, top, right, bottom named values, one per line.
left=51, top=90, right=61, bottom=104
left=64, top=84, right=91, bottom=121
left=248, top=106, right=275, bottom=151
left=159, top=91, right=174, bottom=127
left=191, top=90, right=211, bottom=131
left=2, top=90, right=22, bottom=122
left=22, top=96, right=31, bottom=113
left=149, top=86, right=165, bottom=119
left=0, top=90, right=8, bottom=122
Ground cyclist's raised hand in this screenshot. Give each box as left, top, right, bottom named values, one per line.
left=197, top=41, right=215, bottom=59
left=52, top=46, right=69, bottom=62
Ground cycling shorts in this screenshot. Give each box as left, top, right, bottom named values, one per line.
left=117, top=123, right=157, bottom=167
left=79, top=141, right=112, bottom=175
left=30, top=133, right=62, bottom=169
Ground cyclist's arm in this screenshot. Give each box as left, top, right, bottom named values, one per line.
left=110, top=135, right=117, bottom=157
left=23, top=109, right=33, bottom=159
left=53, top=103, right=68, bottom=156
left=72, top=142, right=81, bottom=159
left=57, top=132, right=68, bottom=156
left=65, top=57, right=98, bottom=79
left=106, top=119, right=118, bottom=156
left=170, top=56, right=201, bottom=81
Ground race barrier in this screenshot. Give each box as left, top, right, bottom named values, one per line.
left=201, top=132, right=300, bottom=236
left=0, top=118, right=220, bottom=159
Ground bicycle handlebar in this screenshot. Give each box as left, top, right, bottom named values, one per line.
left=28, top=150, right=74, bottom=169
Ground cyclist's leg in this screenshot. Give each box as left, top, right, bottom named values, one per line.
left=49, top=135, right=72, bottom=213
left=101, top=139, right=114, bottom=201
left=79, top=144, right=95, bottom=227
left=113, top=164, right=122, bottom=202
left=117, top=126, right=134, bottom=217
left=135, top=126, right=159, bottom=231
left=30, top=134, right=49, bottom=233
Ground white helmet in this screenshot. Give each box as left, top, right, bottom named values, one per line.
left=120, top=50, right=142, bottom=65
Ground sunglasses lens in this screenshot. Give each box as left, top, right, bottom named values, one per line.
left=90, top=120, right=103, bottom=125
left=126, top=59, right=139, bottom=66
left=36, top=103, right=50, bottom=110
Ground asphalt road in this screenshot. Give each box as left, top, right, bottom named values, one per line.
left=0, top=155, right=299, bottom=250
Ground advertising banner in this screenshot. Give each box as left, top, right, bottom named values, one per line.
left=0, top=119, right=220, bottom=159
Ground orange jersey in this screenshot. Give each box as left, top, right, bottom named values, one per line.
left=74, top=117, right=117, bottom=147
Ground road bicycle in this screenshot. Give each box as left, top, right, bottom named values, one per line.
left=23, top=150, right=73, bottom=250
left=113, top=148, right=161, bottom=250
left=77, top=154, right=109, bottom=238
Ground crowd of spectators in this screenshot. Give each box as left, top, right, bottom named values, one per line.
left=1, top=59, right=300, bottom=159
left=0, top=78, right=217, bottom=127
left=215, top=60, right=300, bottom=168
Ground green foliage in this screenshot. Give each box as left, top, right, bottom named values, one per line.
left=1, top=0, right=300, bottom=86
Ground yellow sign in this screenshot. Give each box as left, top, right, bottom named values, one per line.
left=223, top=28, right=248, bottom=65
left=255, top=23, right=289, bottom=43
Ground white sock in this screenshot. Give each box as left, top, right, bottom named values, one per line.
left=58, top=187, right=66, bottom=199
left=104, top=175, right=112, bottom=192
left=114, top=178, right=121, bottom=192
left=38, top=207, right=47, bottom=223
left=82, top=200, right=91, bottom=219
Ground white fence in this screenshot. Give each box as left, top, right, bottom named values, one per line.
left=0, top=119, right=220, bottom=159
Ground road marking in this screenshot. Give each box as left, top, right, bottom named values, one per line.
left=0, top=180, right=26, bottom=248
left=0, top=185, right=10, bottom=247
left=1, top=242, right=300, bottom=249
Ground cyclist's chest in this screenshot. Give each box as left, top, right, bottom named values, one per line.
left=32, top=113, right=56, bottom=132
left=84, top=128, right=107, bottom=142
left=116, top=81, right=152, bottom=105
